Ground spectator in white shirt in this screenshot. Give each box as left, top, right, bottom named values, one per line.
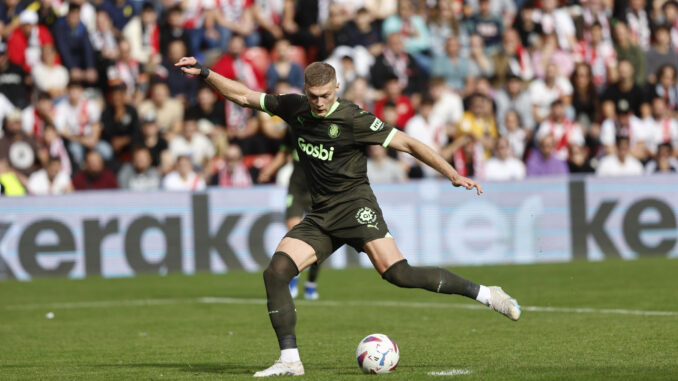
left=536, top=100, right=585, bottom=161
left=40, top=124, right=72, bottom=176
left=596, top=136, right=644, bottom=177
left=500, top=109, right=528, bottom=159
left=529, top=62, right=573, bottom=124
left=31, top=44, right=69, bottom=99
left=429, top=77, right=464, bottom=137
left=122, top=2, right=159, bottom=66
left=54, top=80, right=111, bottom=165
left=0, top=92, right=16, bottom=138
left=27, top=156, right=73, bottom=195
left=485, top=137, right=526, bottom=181
left=169, top=115, right=216, bottom=168
left=625, top=0, right=651, bottom=50
left=162, top=155, right=206, bottom=191
left=600, top=101, right=653, bottom=161
left=404, top=97, right=447, bottom=177
left=405, top=96, right=447, bottom=151
left=538, top=0, right=577, bottom=51
left=21, top=92, right=54, bottom=140
left=648, top=96, right=678, bottom=154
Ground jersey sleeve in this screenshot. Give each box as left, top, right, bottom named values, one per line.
left=352, top=106, right=398, bottom=147
left=260, top=93, right=306, bottom=121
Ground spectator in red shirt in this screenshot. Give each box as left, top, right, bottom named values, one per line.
left=211, top=34, right=263, bottom=91
left=72, top=150, right=118, bottom=190
left=7, top=10, right=55, bottom=74
left=373, top=74, right=414, bottom=129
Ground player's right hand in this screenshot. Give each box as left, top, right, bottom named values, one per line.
left=174, top=57, right=203, bottom=77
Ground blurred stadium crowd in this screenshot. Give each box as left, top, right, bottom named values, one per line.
left=0, top=0, right=677, bottom=196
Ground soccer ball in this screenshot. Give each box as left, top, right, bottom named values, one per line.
left=355, top=333, right=399, bottom=374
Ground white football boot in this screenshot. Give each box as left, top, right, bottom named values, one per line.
left=253, top=359, right=305, bottom=377
left=487, top=286, right=521, bottom=321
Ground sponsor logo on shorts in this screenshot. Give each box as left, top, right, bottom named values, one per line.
left=297, top=137, right=335, bottom=161
left=369, top=117, right=384, bottom=131
left=355, top=207, right=379, bottom=230
left=328, top=123, right=340, bottom=138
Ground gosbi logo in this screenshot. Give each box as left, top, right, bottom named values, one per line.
left=297, top=137, right=335, bottom=161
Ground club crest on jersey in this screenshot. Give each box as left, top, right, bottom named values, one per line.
left=356, top=207, right=379, bottom=229
left=369, top=117, right=384, bottom=131
left=328, top=123, right=340, bottom=138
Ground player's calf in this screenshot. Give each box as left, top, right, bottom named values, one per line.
left=381, top=259, right=521, bottom=320
left=381, top=259, right=479, bottom=298
left=263, top=252, right=301, bottom=352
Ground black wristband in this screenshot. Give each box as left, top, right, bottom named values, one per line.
left=192, top=62, right=209, bottom=79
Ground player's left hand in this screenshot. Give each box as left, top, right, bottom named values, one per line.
left=451, top=175, right=483, bottom=195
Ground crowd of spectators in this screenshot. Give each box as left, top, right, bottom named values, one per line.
left=0, top=0, right=677, bottom=196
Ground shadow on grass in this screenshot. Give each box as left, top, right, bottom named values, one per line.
left=92, top=361, right=451, bottom=377
left=95, top=362, right=255, bottom=375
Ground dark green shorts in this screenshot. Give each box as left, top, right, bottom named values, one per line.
left=284, top=195, right=391, bottom=264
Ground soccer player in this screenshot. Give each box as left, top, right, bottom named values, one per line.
left=176, top=57, right=522, bottom=378
left=259, top=129, right=320, bottom=300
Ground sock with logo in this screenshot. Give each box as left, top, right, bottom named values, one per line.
left=381, top=259, right=480, bottom=299
left=263, top=252, right=300, bottom=350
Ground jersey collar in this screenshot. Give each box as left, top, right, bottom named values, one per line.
left=311, top=100, right=340, bottom=118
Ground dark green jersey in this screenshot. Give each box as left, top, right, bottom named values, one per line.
left=261, top=93, right=397, bottom=207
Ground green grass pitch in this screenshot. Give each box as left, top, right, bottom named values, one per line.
left=2, top=258, right=677, bottom=380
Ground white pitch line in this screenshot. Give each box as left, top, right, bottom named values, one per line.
left=6, top=297, right=678, bottom=317
left=4, top=298, right=193, bottom=310
left=521, top=305, right=678, bottom=316
left=428, top=369, right=472, bottom=376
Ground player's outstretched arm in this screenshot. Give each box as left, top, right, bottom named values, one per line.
left=175, top=56, right=264, bottom=111
left=387, top=130, right=483, bottom=195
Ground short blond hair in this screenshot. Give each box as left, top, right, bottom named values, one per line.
left=304, top=62, right=336, bottom=87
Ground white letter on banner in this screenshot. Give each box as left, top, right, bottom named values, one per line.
left=445, top=200, right=509, bottom=265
